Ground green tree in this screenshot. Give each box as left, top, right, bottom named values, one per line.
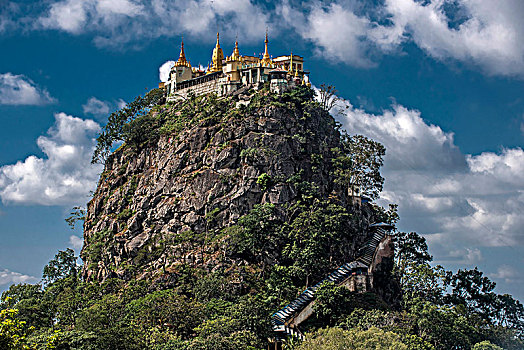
left=298, top=327, right=409, bottom=350
left=444, top=267, right=498, bottom=320
left=65, top=206, right=86, bottom=230
left=472, top=341, right=503, bottom=350
left=313, top=282, right=357, bottom=326
left=0, top=306, right=34, bottom=350
left=92, top=88, right=164, bottom=163
left=231, top=203, right=282, bottom=267
left=332, top=133, right=385, bottom=199
left=317, top=84, right=339, bottom=112
left=402, top=262, right=446, bottom=305
left=494, top=293, right=524, bottom=333
left=1, top=284, right=50, bottom=329
left=283, top=199, right=352, bottom=286
left=394, top=231, right=432, bottom=267
left=409, top=299, right=480, bottom=350
left=42, top=249, right=78, bottom=286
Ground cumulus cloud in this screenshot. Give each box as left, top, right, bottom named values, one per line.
left=82, top=96, right=126, bottom=117
left=159, top=61, right=175, bottom=83
left=0, top=113, right=103, bottom=205
left=4, top=1, right=523, bottom=76
left=447, top=247, right=483, bottom=264
left=385, top=0, right=524, bottom=76
left=281, top=0, right=524, bottom=77
left=0, top=269, right=38, bottom=286
left=336, top=100, right=524, bottom=249
left=37, top=0, right=269, bottom=48
left=489, top=265, right=520, bottom=284
left=278, top=2, right=390, bottom=68
left=0, top=73, right=56, bottom=105
left=69, top=235, right=83, bottom=250
left=82, top=97, right=110, bottom=116
left=159, top=60, right=207, bottom=82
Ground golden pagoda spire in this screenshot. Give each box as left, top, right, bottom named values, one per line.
left=174, top=36, right=191, bottom=68
left=260, top=29, right=272, bottom=66
left=231, top=39, right=241, bottom=61
left=210, top=32, right=224, bottom=72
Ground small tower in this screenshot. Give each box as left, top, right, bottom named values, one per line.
left=210, top=32, right=224, bottom=72
left=174, top=38, right=191, bottom=68
left=230, top=39, right=241, bottom=61
left=168, top=38, right=193, bottom=91
left=260, top=31, right=272, bottom=66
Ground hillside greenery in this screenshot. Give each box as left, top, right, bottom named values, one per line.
left=1, top=87, right=523, bottom=349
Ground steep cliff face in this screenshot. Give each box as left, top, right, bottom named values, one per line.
left=81, top=90, right=378, bottom=284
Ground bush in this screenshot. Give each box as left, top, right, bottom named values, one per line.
left=298, top=327, right=409, bottom=350
left=256, top=173, right=272, bottom=191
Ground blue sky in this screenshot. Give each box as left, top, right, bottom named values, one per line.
left=0, top=0, right=523, bottom=300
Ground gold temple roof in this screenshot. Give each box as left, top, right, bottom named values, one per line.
left=260, top=32, right=272, bottom=66
left=229, top=40, right=241, bottom=61
left=210, top=32, right=224, bottom=72
left=174, top=39, right=191, bottom=68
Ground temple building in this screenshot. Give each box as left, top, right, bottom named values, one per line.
left=161, top=32, right=310, bottom=100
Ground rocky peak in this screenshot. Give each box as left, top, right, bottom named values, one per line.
left=81, top=89, right=379, bottom=285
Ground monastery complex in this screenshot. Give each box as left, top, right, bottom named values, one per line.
left=159, top=32, right=311, bottom=100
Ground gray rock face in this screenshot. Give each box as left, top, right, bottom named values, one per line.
left=81, top=101, right=369, bottom=282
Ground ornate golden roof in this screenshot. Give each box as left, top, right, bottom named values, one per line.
left=260, top=31, right=272, bottom=66
left=174, top=39, right=191, bottom=68
left=230, top=40, right=241, bottom=61
left=210, top=32, right=224, bottom=72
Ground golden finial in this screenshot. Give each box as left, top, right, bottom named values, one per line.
left=210, top=31, right=224, bottom=72
left=231, top=38, right=241, bottom=61
left=174, top=36, right=191, bottom=68
left=261, top=28, right=272, bottom=66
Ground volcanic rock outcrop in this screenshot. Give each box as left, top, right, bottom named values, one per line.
left=81, top=91, right=382, bottom=286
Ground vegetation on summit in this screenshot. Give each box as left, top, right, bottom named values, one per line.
left=1, top=86, right=523, bottom=349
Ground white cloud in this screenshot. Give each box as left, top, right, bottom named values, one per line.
left=447, top=247, right=483, bottom=264
left=335, top=99, right=524, bottom=249
left=116, top=99, right=126, bottom=109
left=382, top=0, right=524, bottom=77
left=83, top=97, right=110, bottom=116
left=0, top=73, right=56, bottom=105
left=341, top=103, right=466, bottom=171
left=159, top=61, right=175, bottom=83
left=96, top=0, right=144, bottom=17
left=39, top=0, right=88, bottom=34
left=0, top=113, right=103, bottom=205
left=82, top=97, right=126, bottom=117
left=37, top=0, right=269, bottom=48
left=489, top=265, right=519, bottom=283
left=69, top=235, right=83, bottom=250
left=279, top=2, right=384, bottom=67
left=0, top=269, right=38, bottom=286
left=8, top=0, right=524, bottom=77
left=281, top=0, right=524, bottom=77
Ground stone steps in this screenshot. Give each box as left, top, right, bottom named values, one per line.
left=271, top=223, right=394, bottom=341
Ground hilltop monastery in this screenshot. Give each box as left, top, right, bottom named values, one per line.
left=160, top=32, right=311, bottom=100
